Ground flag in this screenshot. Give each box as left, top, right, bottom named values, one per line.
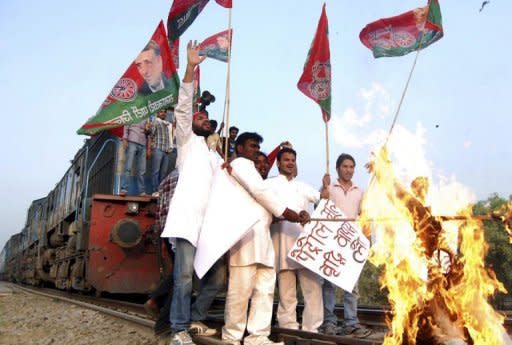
left=359, top=0, right=443, bottom=58
left=77, top=21, right=179, bottom=135
left=199, top=29, right=232, bottom=62
left=297, top=4, right=331, bottom=122
left=167, top=0, right=210, bottom=41
left=215, top=0, right=232, bottom=8
left=267, top=144, right=281, bottom=169
left=169, top=38, right=180, bottom=69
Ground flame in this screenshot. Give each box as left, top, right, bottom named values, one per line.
left=360, top=147, right=509, bottom=345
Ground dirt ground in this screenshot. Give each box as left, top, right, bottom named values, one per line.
left=0, top=283, right=166, bottom=345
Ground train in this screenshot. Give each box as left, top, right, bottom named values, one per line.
left=0, top=132, right=170, bottom=295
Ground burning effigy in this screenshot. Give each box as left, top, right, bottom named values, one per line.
left=362, top=146, right=511, bottom=345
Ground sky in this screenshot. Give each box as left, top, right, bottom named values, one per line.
left=1, top=0, right=511, bottom=249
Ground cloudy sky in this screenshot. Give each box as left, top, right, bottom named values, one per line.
left=1, top=0, right=510, bottom=248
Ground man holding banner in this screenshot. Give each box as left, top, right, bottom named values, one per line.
left=161, top=41, right=224, bottom=345
left=321, top=153, right=371, bottom=338
left=267, top=147, right=329, bottom=333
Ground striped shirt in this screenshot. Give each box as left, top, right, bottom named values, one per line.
left=155, top=170, right=179, bottom=233
left=150, top=118, right=174, bottom=152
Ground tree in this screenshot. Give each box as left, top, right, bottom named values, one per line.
left=473, top=193, right=512, bottom=309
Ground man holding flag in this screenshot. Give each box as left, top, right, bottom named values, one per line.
left=161, top=41, right=224, bottom=345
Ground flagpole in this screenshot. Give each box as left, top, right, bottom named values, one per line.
left=223, top=8, right=233, bottom=162
left=325, top=121, right=330, bottom=174
left=384, top=5, right=430, bottom=146
left=371, top=17, right=430, bottom=190
left=384, top=47, right=422, bottom=146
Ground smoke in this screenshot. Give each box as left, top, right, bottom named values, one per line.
left=332, top=82, right=477, bottom=250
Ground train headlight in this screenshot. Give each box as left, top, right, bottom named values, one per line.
left=110, top=219, right=142, bottom=248
left=126, top=202, right=139, bottom=215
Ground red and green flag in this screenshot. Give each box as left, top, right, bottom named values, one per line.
left=167, top=0, right=209, bottom=41
left=297, top=3, right=331, bottom=122
left=169, top=38, right=180, bottom=69
left=215, top=0, right=232, bottom=8
left=359, top=0, right=443, bottom=58
left=199, top=29, right=232, bottom=63
left=77, top=21, right=179, bottom=135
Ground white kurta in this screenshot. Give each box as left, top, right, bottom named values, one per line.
left=266, top=175, right=320, bottom=271
left=221, top=158, right=288, bottom=343
left=161, top=82, right=221, bottom=246
left=228, top=157, right=286, bottom=268
left=266, top=174, right=323, bottom=332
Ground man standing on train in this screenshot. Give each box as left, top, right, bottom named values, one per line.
left=161, top=41, right=224, bottom=345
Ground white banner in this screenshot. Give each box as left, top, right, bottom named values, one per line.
left=287, top=199, right=370, bottom=292
left=194, top=166, right=259, bottom=278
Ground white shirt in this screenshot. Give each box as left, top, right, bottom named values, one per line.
left=161, top=82, right=221, bottom=246
left=266, top=174, right=320, bottom=271
left=229, top=158, right=286, bottom=267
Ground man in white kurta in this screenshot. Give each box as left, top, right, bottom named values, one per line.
left=267, top=147, right=329, bottom=333
left=161, top=42, right=223, bottom=345
left=221, top=132, right=310, bottom=345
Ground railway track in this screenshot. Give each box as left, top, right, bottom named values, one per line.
left=11, top=284, right=383, bottom=344
left=10, top=284, right=512, bottom=345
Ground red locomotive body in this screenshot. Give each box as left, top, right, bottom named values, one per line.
left=88, top=194, right=167, bottom=294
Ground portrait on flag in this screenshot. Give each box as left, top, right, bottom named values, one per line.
left=136, top=40, right=171, bottom=96
left=77, top=21, right=179, bottom=135
left=287, top=199, right=370, bottom=292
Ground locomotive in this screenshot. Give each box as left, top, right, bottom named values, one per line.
left=0, top=132, right=170, bottom=294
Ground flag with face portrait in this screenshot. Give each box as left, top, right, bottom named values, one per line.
left=359, top=0, right=443, bottom=58
left=199, top=29, right=232, bottom=62
left=297, top=4, right=331, bottom=122
left=77, top=21, right=179, bottom=135
left=167, top=0, right=210, bottom=41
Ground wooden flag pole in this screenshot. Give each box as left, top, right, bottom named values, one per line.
left=325, top=121, right=330, bottom=174
left=384, top=12, right=430, bottom=146
left=384, top=47, right=422, bottom=146
left=222, top=8, right=233, bottom=162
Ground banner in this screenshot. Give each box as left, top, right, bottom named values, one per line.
left=167, top=0, right=210, bottom=41
left=359, top=0, right=443, bottom=58
left=297, top=4, right=331, bottom=122
left=194, top=166, right=259, bottom=278
left=77, top=21, right=179, bottom=135
left=199, top=29, right=232, bottom=62
left=288, top=199, right=370, bottom=292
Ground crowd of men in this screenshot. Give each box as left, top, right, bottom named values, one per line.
left=125, top=42, right=373, bottom=345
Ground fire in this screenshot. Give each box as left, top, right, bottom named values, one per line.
left=360, top=147, right=509, bottom=345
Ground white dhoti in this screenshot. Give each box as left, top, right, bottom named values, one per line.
left=222, top=265, right=276, bottom=342
left=276, top=268, right=323, bottom=332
